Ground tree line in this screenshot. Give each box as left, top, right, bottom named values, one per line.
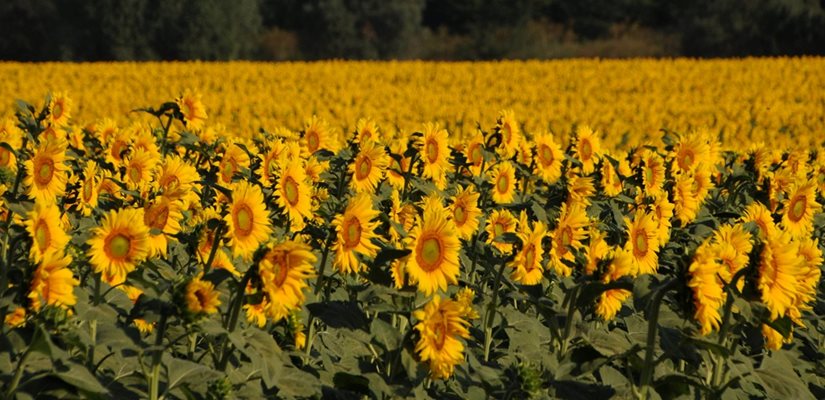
left=1, top=0, right=824, bottom=61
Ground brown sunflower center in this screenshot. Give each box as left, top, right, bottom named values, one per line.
left=524, top=244, right=537, bottom=268
left=539, top=144, right=554, bottom=166
left=283, top=176, right=300, bottom=205
left=234, top=204, right=254, bottom=236
left=679, top=150, right=694, bottom=170
left=128, top=164, right=141, bottom=183
left=306, top=130, right=320, bottom=153
left=644, top=166, right=654, bottom=186
left=34, top=220, right=50, bottom=250
left=107, top=234, right=131, bottom=260
left=221, top=159, right=237, bottom=182
left=0, top=148, right=10, bottom=166
left=355, top=156, right=372, bottom=180
left=559, top=227, right=573, bottom=255
left=145, top=204, right=170, bottom=231
left=426, top=139, right=439, bottom=163
left=111, top=140, right=126, bottom=162
left=434, top=315, right=448, bottom=349
left=343, top=217, right=362, bottom=249
left=194, top=287, right=209, bottom=308
left=634, top=231, right=649, bottom=256
left=469, top=144, right=483, bottom=165
left=52, top=101, right=64, bottom=119
left=494, top=221, right=505, bottom=237
left=34, top=158, right=55, bottom=186
left=502, top=123, right=513, bottom=142
left=270, top=253, right=289, bottom=287
left=418, top=236, right=444, bottom=272
left=788, top=195, right=807, bottom=222
left=161, top=175, right=180, bottom=191
left=580, top=140, right=592, bottom=160
left=453, top=204, right=467, bottom=225
left=496, top=173, right=509, bottom=194
left=82, top=179, right=94, bottom=201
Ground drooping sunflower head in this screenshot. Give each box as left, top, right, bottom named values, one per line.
left=673, top=132, right=710, bottom=173
left=419, top=122, right=450, bottom=189
left=413, top=296, right=470, bottom=380
left=176, top=90, right=208, bottom=131
left=87, top=208, right=151, bottom=286
left=28, top=251, right=78, bottom=312
left=224, top=181, right=272, bottom=261
left=47, top=92, right=72, bottom=127
left=275, top=159, right=313, bottom=231
left=25, top=201, right=70, bottom=263
left=448, top=185, right=481, bottom=240
left=758, top=230, right=805, bottom=321
left=489, top=161, right=517, bottom=205
left=495, top=109, right=521, bottom=158
left=332, top=192, right=381, bottom=274
left=185, top=275, right=221, bottom=315
left=534, top=132, right=564, bottom=184
left=573, top=125, right=601, bottom=175
left=624, top=210, right=659, bottom=275
left=24, top=139, right=69, bottom=205
left=781, top=180, right=820, bottom=238
left=349, top=140, right=389, bottom=193
left=354, top=118, right=379, bottom=144
left=259, top=240, right=317, bottom=322
left=302, top=115, right=336, bottom=155
left=407, top=201, right=461, bottom=295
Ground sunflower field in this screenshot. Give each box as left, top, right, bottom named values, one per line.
left=1, top=59, right=824, bottom=399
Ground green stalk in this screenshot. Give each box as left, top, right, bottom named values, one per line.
left=4, top=326, right=39, bottom=399
left=639, top=278, right=677, bottom=399
left=149, top=312, right=168, bottom=400
left=558, top=285, right=580, bottom=357
left=483, top=260, right=508, bottom=362
left=202, top=224, right=224, bottom=275
left=217, top=269, right=253, bottom=371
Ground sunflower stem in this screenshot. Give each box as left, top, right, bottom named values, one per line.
left=4, top=325, right=39, bottom=399
left=639, top=277, right=677, bottom=399
left=483, top=260, right=508, bottom=362
left=558, top=284, right=580, bottom=357
left=160, top=113, right=174, bottom=157
left=217, top=268, right=253, bottom=371
left=202, top=223, right=224, bottom=276
left=0, top=136, right=28, bottom=325
left=149, top=311, right=168, bottom=400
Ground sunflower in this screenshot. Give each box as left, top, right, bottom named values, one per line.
left=25, top=202, right=70, bottom=262
left=88, top=208, right=150, bottom=286
left=495, top=109, right=521, bottom=158
left=156, top=155, right=200, bottom=208
left=225, top=181, right=272, bottom=261
left=548, top=203, right=589, bottom=277
left=275, top=159, right=313, bottom=231
left=673, top=173, right=700, bottom=224
left=672, top=133, right=710, bottom=173
left=185, top=274, right=221, bottom=314
left=388, top=189, right=417, bottom=241
left=573, top=125, right=601, bottom=175
left=448, top=185, right=481, bottom=240
left=641, top=150, right=666, bottom=198
left=600, top=157, right=623, bottom=197
left=218, top=142, right=251, bottom=184
left=790, top=237, right=822, bottom=325
left=534, top=132, right=564, bottom=184
left=4, top=307, right=26, bottom=328
left=196, top=215, right=239, bottom=277
left=688, top=241, right=727, bottom=335
left=596, top=248, right=635, bottom=321
left=624, top=210, right=659, bottom=275
left=781, top=180, right=820, bottom=238
left=648, top=194, right=674, bottom=247
left=584, top=227, right=609, bottom=275
left=741, top=201, right=776, bottom=239
left=24, top=139, right=68, bottom=205
left=47, top=92, right=72, bottom=127
left=509, top=221, right=547, bottom=285
left=454, top=287, right=479, bottom=320
left=566, top=173, right=596, bottom=207
left=485, top=209, right=518, bottom=253
left=143, top=197, right=184, bottom=257
left=489, top=161, right=517, bottom=204
left=75, top=162, right=99, bottom=217
left=256, top=139, right=286, bottom=188
left=123, top=147, right=158, bottom=191
left=713, top=224, right=753, bottom=291
left=244, top=298, right=268, bottom=328
left=387, top=141, right=411, bottom=189
left=176, top=90, right=208, bottom=131
left=419, top=123, right=451, bottom=190
left=92, top=118, right=119, bottom=144
left=121, top=286, right=154, bottom=334
left=332, top=192, right=381, bottom=274
left=413, top=296, right=470, bottom=380
left=354, top=118, right=379, bottom=144
left=28, top=251, right=78, bottom=312
left=104, top=130, right=132, bottom=168
left=0, top=118, right=22, bottom=172
left=407, top=202, right=461, bottom=295
left=762, top=324, right=790, bottom=350
left=758, top=230, right=804, bottom=321
left=133, top=128, right=161, bottom=161
left=350, top=140, right=389, bottom=193
left=462, top=131, right=486, bottom=176
left=259, top=240, right=317, bottom=322
left=302, top=115, right=337, bottom=155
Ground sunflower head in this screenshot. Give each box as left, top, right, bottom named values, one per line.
left=489, top=161, right=517, bottom=204
left=349, top=140, right=389, bottom=193
left=275, top=159, right=313, bottom=231
left=574, top=125, right=601, bottom=175
left=185, top=275, right=221, bottom=315
left=48, top=92, right=73, bottom=127
left=413, top=296, right=471, bottom=380
left=407, top=202, right=460, bottom=295
left=176, top=90, right=208, bottom=130
left=87, top=208, right=150, bottom=286
left=24, top=139, right=69, bottom=205
left=332, top=192, right=381, bottom=274
left=259, top=240, right=316, bottom=322
left=224, top=181, right=272, bottom=261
